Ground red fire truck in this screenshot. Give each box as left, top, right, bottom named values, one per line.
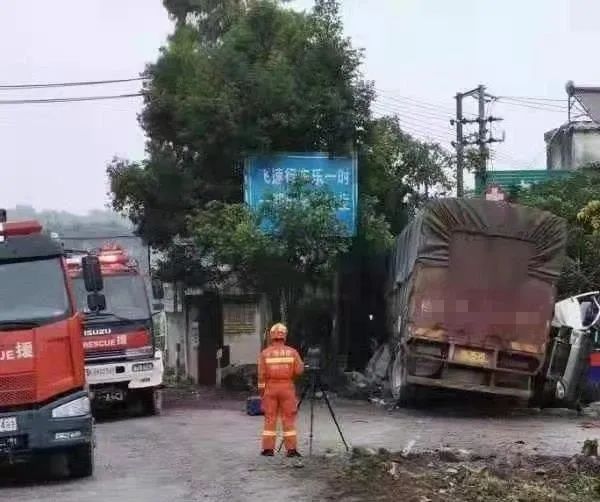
left=0, top=215, right=94, bottom=477
left=66, top=244, right=164, bottom=415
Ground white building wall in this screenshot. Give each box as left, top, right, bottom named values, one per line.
left=222, top=301, right=261, bottom=366
left=573, top=131, right=600, bottom=167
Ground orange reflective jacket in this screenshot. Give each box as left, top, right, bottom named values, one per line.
left=258, top=343, right=304, bottom=390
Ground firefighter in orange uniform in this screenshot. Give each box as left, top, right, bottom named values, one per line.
left=258, top=323, right=304, bottom=457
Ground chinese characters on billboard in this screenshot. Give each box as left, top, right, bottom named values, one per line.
left=244, top=153, right=358, bottom=235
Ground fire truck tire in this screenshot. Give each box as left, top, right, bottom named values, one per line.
left=142, top=388, right=163, bottom=416
left=67, top=443, right=94, bottom=479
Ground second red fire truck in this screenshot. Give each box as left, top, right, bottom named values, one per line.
left=66, top=244, right=164, bottom=415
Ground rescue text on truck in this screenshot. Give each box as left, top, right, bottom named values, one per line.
left=0, top=216, right=97, bottom=478
left=66, top=245, right=164, bottom=415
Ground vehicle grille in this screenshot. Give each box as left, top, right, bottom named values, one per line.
left=86, top=349, right=126, bottom=361
left=0, top=373, right=36, bottom=406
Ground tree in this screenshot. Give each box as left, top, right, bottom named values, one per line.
left=188, top=178, right=350, bottom=336
left=515, top=166, right=600, bottom=295
left=359, top=115, right=453, bottom=235
left=578, top=200, right=600, bottom=234
left=109, top=0, right=374, bottom=252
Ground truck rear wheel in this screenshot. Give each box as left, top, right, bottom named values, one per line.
left=67, top=443, right=94, bottom=479
left=390, top=346, right=416, bottom=406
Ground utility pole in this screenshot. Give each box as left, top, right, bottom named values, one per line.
left=455, top=94, right=464, bottom=198
left=478, top=84, right=487, bottom=178
left=452, top=84, right=503, bottom=197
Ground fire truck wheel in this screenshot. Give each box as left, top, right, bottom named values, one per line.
left=67, top=442, right=94, bottom=479
left=142, top=388, right=163, bottom=416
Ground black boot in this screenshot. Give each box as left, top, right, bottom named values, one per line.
left=261, top=449, right=274, bottom=457
left=286, top=449, right=302, bottom=458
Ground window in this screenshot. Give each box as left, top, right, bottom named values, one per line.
left=0, top=257, right=70, bottom=325
left=71, top=274, right=150, bottom=321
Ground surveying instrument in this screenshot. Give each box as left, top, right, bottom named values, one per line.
left=278, top=346, right=349, bottom=456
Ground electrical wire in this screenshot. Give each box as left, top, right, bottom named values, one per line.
left=375, top=97, right=454, bottom=123
left=370, top=110, right=454, bottom=142
left=0, top=77, right=147, bottom=90
left=498, top=95, right=566, bottom=103
left=0, top=93, right=144, bottom=105
left=376, top=91, right=455, bottom=115
left=376, top=88, right=477, bottom=117
left=370, top=105, right=454, bottom=135
left=496, top=98, right=567, bottom=113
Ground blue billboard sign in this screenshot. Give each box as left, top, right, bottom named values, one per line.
left=244, top=153, right=358, bottom=235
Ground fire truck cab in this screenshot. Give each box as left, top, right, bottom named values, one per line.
left=0, top=215, right=94, bottom=477
left=66, top=244, right=164, bottom=415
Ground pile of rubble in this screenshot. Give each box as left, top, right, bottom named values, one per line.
left=339, top=345, right=393, bottom=403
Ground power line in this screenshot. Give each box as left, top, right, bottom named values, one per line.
left=371, top=102, right=454, bottom=128
left=496, top=98, right=566, bottom=113
left=0, top=93, right=143, bottom=105
left=498, top=95, right=565, bottom=103
left=0, top=77, right=147, bottom=90
left=371, top=107, right=453, bottom=144
left=370, top=108, right=454, bottom=137
left=375, top=97, right=454, bottom=123
left=499, top=97, right=566, bottom=111
left=370, top=110, right=454, bottom=142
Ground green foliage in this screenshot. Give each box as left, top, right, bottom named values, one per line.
left=107, top=0, right=454, bottom=317
left=360, top=115, right=453, bottom=235
left=109, top=0, right=373, bottom=248
left=516, top=167, right=600, bottom=295
left=188, top=179, right=350, bottom=324
left=577, top=200, right=600, bottom=234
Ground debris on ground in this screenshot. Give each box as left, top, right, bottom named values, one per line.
left=582, top=439, right=599, bottom=457
left=364, top=344, right=391, bottom=384
left=582, top=401, right=600, bottom=418
left=300, top=449, right=600, bottom=501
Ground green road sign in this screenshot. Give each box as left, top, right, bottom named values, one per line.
left=474, top=170, right=572, bottom=195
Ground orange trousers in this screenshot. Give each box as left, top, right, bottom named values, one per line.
left=261, top=381, right=298, bottom=451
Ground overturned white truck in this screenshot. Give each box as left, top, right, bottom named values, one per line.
left=384, top=198, right=567, bottom=405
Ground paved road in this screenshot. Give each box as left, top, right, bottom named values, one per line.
left=0, top=395, right=594, bottom=501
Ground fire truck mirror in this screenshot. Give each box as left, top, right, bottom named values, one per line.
left=151, top=278, right=165, bottom=300
left=81, top=255, right=103, bottom=292
left=87, top=292, right=106, bottom=312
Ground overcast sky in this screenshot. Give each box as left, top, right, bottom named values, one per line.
left=1, top=0, right=599, bottom=213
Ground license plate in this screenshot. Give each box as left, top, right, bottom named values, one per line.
left=87, top=366, right=116, bottom=378
left=97, top=390, right=125, bottom=402
left=454, top=348, right=489, bottom=366
left=0, top=417, right=17, bottom=433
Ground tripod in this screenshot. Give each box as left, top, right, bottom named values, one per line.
left=277, top=370, right=349, bottom=456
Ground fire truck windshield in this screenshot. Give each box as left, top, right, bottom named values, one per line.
left=71, top=274, right=150, bottom=321
left=0, top=257, right=70, bottom=325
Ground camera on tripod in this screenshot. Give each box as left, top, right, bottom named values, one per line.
left=304, top=346, right=322, bottom=372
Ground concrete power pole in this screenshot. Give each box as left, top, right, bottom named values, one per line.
left=455, top=94, right=465, bottom=198
left=477, top=84, right=487, bottom=181
left=452, top=84, right=503, bottom=197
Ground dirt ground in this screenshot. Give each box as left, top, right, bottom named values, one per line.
left=306, top=450, right=600, bottom=502
left=1, top=388, right=600, bottom=501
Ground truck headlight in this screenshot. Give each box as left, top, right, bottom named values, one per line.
left=132, top=362, right=154, bottom=372
left=52, top=396, right=91, bottom=418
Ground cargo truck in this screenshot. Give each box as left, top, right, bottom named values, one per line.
left=66, top=244, right=164, bottom=415
left=0, top=215, right=97, bottom=477
left=385, top=198, right=567, bottom=404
